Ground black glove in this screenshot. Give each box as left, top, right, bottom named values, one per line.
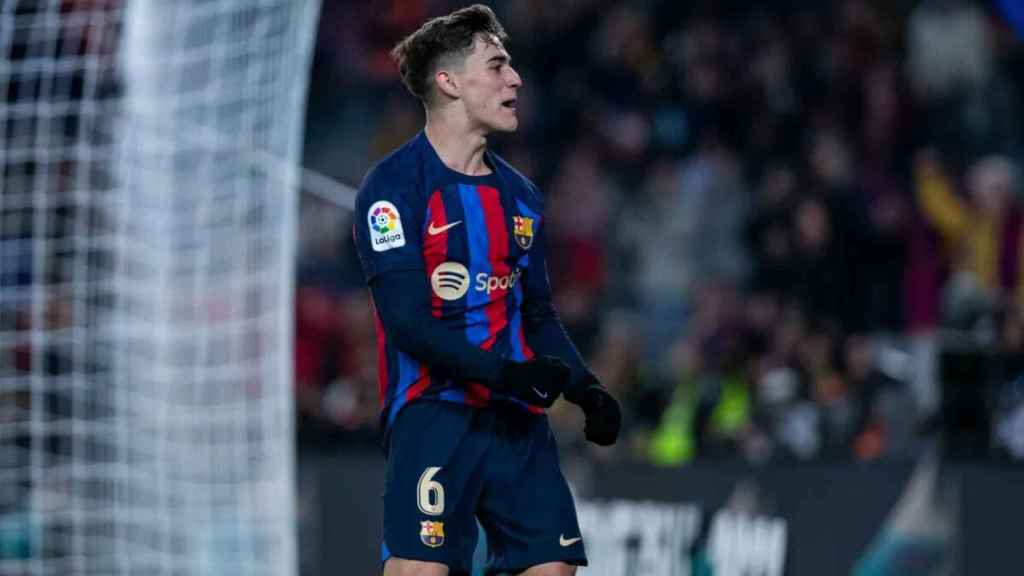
left=566, top=374, right=621, bottom=446
left=496, top=356, right=571, bottom=408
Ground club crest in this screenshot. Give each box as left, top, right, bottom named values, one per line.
left=420, top=520, right=445, bottom=548
left=513, top=215, right=534, bottom=249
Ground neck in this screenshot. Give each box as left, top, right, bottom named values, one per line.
left=424, top=107, right=490, bottom=176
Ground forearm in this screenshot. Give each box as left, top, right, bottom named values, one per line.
left=525, top=303, right=621, bottom=444
left=522, top=300, right=591, bottom=397
left=370, top=271, right=504, bottom=385
left=915, top=159, right=968, bottom=242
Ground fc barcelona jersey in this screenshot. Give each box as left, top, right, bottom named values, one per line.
left=353, top=132, right=548, bottom=430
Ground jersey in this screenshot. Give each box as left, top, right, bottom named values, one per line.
left=353, top=131, right=549, bottom=431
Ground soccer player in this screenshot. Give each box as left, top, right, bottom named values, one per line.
left=352, top=5, right=621, bottom=576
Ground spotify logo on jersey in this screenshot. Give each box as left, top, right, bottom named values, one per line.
left=430, top=262, right=470, bottom=301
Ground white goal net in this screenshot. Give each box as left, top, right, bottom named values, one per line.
left=0, top=1, right=320, bottom=574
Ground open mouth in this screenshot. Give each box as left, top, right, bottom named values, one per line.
left=501, top=98, right=517, bottom=110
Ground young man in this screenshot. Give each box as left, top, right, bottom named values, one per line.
left=353, top=5, right=621, bottom=575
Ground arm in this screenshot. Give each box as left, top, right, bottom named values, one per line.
left=914, top=153, right=969, bottom=244
left=521, top=220, right=621, bottom=444
left=370, top=270, right=504, bottom=384
left=520, top=258, right=590, bottom=398
left=354, top=165, right=502, bottom=382
left=370, top=269, right=570, bottom=407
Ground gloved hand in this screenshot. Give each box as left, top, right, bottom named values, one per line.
left=496, top=355, right=571, bottom=408
left=566, top=374, right=621, bottom=446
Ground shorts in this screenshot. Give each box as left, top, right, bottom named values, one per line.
left=382, top=401, right=587, bottom=575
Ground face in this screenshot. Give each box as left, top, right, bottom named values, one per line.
left=446, top=34, right=522, bottom=133
left=968, top=157, right=1014, bottom=215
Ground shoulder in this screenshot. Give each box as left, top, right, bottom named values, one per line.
left=490, top=151, right=544, bottom=209
left=357, top=134, right=426, bottom=200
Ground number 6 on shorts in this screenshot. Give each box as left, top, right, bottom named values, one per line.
left=417, top=466, right=444, bottom=516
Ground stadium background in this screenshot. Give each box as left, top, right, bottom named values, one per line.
left=296, top=1, right=1024, bottom=574
left=1, top=0, right=1022, bottom=574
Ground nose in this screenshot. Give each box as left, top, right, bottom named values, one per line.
left=507, top=66, right=522, bottom=89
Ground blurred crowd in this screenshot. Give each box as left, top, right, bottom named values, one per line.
left=296, top=0, right=1024, bottom=464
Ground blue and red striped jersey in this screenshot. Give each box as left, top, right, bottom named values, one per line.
left=353, top=132, right=549, bottom=430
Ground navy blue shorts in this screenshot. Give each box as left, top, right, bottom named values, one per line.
left=382, top=401, right=587, bottom=575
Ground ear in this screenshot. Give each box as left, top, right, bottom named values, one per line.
left=434, top=69, right=460, bottom=100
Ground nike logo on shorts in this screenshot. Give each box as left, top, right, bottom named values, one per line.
left=560, top=534, right=582, bottom=547
left=532, top=387, right=548, bottom=399
left=427, top=220, right=462, bottom=235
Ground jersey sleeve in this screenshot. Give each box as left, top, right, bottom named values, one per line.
left=352, top=165, right=426, bottom=282
left=519, top=199, right=593, bottom=392
left=370, top=270, right=504, bottom=384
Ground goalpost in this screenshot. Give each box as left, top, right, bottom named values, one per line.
left=0, top=1, right=321, bottom=574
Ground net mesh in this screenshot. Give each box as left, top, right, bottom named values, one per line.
left=0, top=1, right=320, bottom=573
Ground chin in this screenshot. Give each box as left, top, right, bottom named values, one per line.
left=490, top=118, right=518, bottom=133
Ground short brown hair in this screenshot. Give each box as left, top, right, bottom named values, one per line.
left=391, top=4, right=509, bottom=103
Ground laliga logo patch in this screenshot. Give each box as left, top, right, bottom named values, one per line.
left=368, top=200, right=405, bottom=252
left=420, top=520, right=445, bottom=548
left=513, top=215, right=534, bottom=249
left=431, top=262, right=470, bottom=301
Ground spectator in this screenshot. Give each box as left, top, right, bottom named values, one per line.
left=915, top=152, right=1022, bottom=326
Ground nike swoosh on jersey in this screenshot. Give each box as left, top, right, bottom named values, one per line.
left=532, top=387, right=549, bottom=399
left=427, top=220, right=462, bottom=235
left=559, top=535, right=582, bottom=547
